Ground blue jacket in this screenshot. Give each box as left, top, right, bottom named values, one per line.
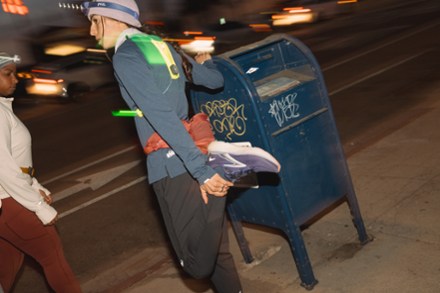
left=112, top=29, right=224, bottom=184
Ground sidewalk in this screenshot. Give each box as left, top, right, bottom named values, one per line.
left=79, top=72, right=440, bottom=293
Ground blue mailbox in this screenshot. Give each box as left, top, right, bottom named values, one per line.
left=190, top=34, right=370, bottom=289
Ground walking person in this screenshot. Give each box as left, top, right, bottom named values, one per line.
left=81, top=1, right=280, bottom=292
left=0, top=52, right=82, bottom=293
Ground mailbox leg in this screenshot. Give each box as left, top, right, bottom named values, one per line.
left=285, top=222, right=318, bottom=290
left=227, top=205, right=254, bottom=263
left=346, top=189, right=371, bottom=245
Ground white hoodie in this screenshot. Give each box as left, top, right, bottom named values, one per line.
left=0, top=97, right=57, bottom=224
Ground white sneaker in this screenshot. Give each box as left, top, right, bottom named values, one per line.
left=207, top=141, right=281, bottom=181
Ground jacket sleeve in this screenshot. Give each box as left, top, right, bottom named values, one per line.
left=187, top=53, right=224, bottom=89
left=113, top=44, right=216, bottom=184
left=0, top=110, right=57, bottom=224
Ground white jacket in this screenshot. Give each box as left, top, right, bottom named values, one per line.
left=0, top=97, right=57, bottom=224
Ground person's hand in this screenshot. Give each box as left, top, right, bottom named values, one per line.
left=195, top=52, right=212, bottom=64
left=39, top=189, right=53, bottom=205
left=200, top=174, right=233, bottom=204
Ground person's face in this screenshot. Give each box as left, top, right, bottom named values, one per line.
left=0, top=63, right=18, bottom=97
left=90, top=15, right=127, bottom=49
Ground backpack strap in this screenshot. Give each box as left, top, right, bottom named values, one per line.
left=128, top=34, right=179, bottom=80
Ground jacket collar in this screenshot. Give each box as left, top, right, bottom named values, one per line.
left=115, top=28, right=142, bottom=52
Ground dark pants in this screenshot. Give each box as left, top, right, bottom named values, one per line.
left=153, top=172, right=242, bottom=293
left=0, top=197, right=82, bottom=293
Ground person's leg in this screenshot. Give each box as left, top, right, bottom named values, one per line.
left=0, top=238, right=24, bottom=292
left=153, top=172, right=225, bottom=276
left=210, top=216, right=242, bottom=293
left=153, top=172, right=242, bottom=292
left=0, top=198, right=82, bottom=293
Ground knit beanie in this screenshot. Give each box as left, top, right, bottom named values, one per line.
left=82, top=0, right=142, bottom=28
left=0, top=52, right=21, bottom=69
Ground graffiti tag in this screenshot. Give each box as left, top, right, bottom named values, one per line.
left=200, top=98, right=247, bottom=141
left=268, top=93, right=300, bottom=127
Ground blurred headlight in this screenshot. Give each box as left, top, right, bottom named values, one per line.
left=45, top=44, right=86, bottom=56
left=180, top=37, right=215, bottom=54
left=17, top=72, right=33, bottom=79
left=249, top=23, right=272, bottom=32
left=338, top=0, right=358, bottom=4
left=26, top=78, right=65, bottom=96
left=272, top=8, right=316, bottom=26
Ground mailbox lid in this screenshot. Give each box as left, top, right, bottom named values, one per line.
left=222, top=34, right=330, bottom=136
left=221, top=34, right=324, bottom=98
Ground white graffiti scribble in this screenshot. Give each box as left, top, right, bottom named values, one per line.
left=200, top=98, right=247, bottom=140
left=268, top=93, right=300, bottom=127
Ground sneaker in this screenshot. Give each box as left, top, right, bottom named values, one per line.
left=207, top=141, right=281, bottom=181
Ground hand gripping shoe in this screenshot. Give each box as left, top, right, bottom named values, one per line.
left=206, top=141, right=281, bottom=182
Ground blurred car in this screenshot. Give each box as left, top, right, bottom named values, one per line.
left=174, top=20, right=270, bottom=55
left=142, top=19, right=269, bottom=56
left=198, top=19, right=272, bottom=53
left=272, top=0, right=358, bottom=26
left=16, top=49, right=114, bottom=100
left=272, top=7, right=317, bottom=26
left=164, top=31, right=216, bottom=55
left=144, top=20, right=217, bottom=55
left=203, top=20, right=259, bottom=44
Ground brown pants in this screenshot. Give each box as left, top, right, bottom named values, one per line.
left=0, top=197, right=82, bottom=293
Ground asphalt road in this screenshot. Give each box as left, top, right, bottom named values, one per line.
left=9, top=0, right=440, bottom=291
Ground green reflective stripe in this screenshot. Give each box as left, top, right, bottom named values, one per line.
left=112, top=109, right=143, bottom=117
left=129, top=34, right=179, bottom=79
